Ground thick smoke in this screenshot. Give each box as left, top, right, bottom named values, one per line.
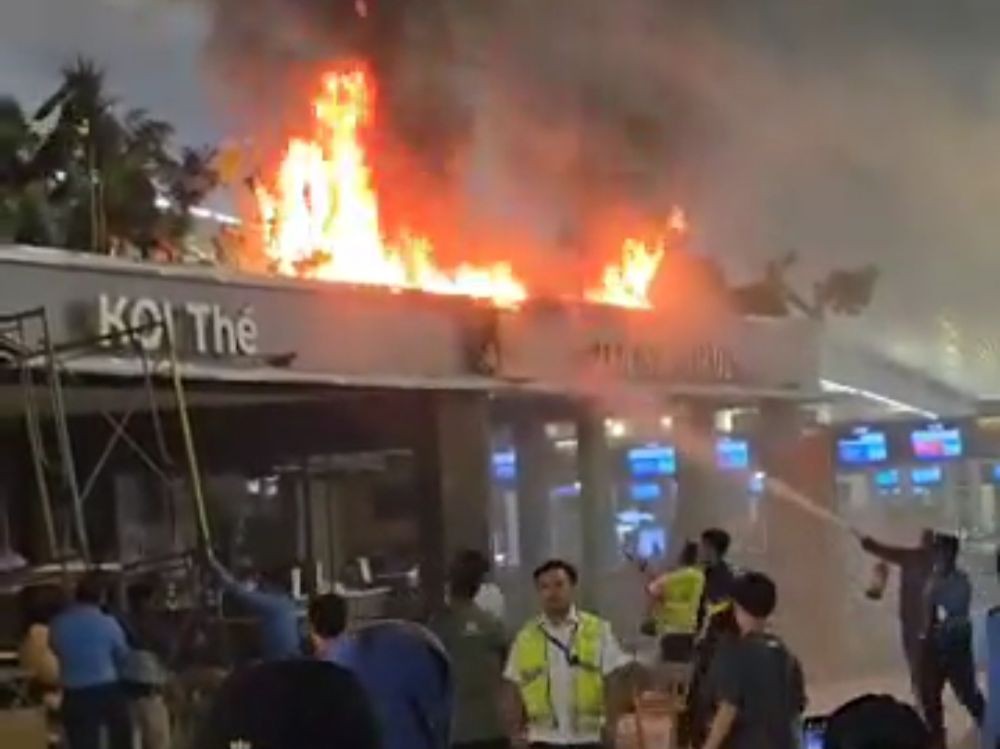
left=197, top=0, right=1000, bottom=391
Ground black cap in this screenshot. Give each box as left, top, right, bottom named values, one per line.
left=195, top=660, right=379, bottom=749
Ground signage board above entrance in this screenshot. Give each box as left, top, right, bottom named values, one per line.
left=494, top=304, right=820, bottom=395
left=588, top=339, right=739, bottom=384
left=0, top=247, right=820, bottom=398
left=98, top=294, right=259, bottom=356
left=0, top=247, right=476, bottom=381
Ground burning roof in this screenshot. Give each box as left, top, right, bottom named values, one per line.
left=251, top=65, right=685, bottom=310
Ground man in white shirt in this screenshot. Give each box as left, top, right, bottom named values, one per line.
left=503, top=559, right=631, bottom=749
left=452, top=549, right=507, bottom=622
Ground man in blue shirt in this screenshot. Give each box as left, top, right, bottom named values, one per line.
left=49, top=574, right=132, bottom=749
left=919, top=533, right=985, bottom=748
left=208, top=554, right=302, bottom=660
left=308, top=594, right=453, bottom=749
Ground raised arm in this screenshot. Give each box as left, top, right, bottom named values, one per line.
left=207, top=554, right=281, bottom=614
left=860, top=536, right=916, bottom=566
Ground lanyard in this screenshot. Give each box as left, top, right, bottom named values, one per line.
left=539, top=622, right=582, bottom=668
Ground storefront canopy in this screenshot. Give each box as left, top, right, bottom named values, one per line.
left=0, top=245, right=823, bottom=402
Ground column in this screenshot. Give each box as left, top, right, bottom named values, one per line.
left=576, top=403, right=616, bottom=610
left=414, top=392, right=493, bottom=608
left=513, top=414, right=551, bottom=572
left=755, top=400, right=850, bottom=685
left=673, top=399, right=720, bottom=542
left=435, top=393, right=492, bottom=557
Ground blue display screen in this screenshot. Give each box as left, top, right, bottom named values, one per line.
left=491, top=450, right=516, bottom=481
left=716, top=438, right=750, bottom=471
left=627, top=444, right=677, bottom=477
left=630, top=482, right=663, bottom=502
left=911, top=424, right=963, bottom=460
left=874, top=469, right=900, bottom=488
left=837, top=427, right=888, bottom=465
left=911, top=466, right=943, bottom=486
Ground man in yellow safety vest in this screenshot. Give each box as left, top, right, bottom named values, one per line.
left=646, top=541, right=707, bottom=662
left=503, top=559, right=630, bottom=749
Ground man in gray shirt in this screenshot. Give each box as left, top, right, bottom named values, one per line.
left=919, top=533, right=984, bottom=748
left=701, top=572, right=806, bottom=749
left=429, top=551, right=509, bottom=749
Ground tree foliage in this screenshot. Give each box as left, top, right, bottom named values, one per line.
left=730, top=251, right=878, bottom=319
left=0, top=58, right=218, bottom=257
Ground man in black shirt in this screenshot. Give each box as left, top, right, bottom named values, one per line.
left=701, top=572, right=806, bottom=749
left=858, top=528, right=936, bottom=696
left=700, top=529, right=736, bottom=613
left=685, top=528, right=738, bottom=747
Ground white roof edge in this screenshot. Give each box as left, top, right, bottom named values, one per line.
left=53, top=355, right=819, bottom=401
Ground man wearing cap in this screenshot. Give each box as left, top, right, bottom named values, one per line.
left=503, top=559, right=631, bottom=749
left=701, top=572, right=806, bottom=749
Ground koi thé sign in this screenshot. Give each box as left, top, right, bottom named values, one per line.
left=97, top=294, right=259, bottom=357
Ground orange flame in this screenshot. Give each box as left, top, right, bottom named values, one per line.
left=586, top=207, right=687, bottom=309
left=255, top=67, right=528, bottom=307
left=256, top=66, right=691, bottom=311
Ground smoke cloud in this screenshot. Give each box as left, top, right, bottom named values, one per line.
left=197, top=0, right=1000, bottom=392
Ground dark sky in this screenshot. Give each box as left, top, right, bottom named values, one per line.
left=0, top=0, right=217, bottom=144
left=5, top=0, right=1000, bottom=396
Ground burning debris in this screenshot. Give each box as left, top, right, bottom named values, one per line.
left=252, top=65, right=682, bottom=309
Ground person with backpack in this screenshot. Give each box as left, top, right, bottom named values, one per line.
left=700, top=572, right=806, bottom=749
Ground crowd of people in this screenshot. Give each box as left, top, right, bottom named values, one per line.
left=12, top=524, right=985, bottom=749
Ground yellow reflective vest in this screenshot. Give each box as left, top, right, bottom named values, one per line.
left=511, top=611, right=606, bottom=732
left=654, top=565, right=706, bottom=636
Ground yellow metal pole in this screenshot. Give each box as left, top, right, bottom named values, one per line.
left=164, top=324, right=212, bottom=550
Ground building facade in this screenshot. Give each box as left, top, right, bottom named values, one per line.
left=0, top=245, right=856, bottom=675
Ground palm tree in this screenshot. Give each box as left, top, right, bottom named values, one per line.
left=31, top=58, right=118, bottom=252
left=10, top=57, right=220, bottom=257
left=158, top=145, right=219, bottom=257
left=0, top=97, right=60, bottom=245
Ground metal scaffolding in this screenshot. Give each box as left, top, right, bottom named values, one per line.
left=0, top=305, right=211, bottom=570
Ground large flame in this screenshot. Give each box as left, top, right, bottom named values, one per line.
left=255, top=65, right=682, bottom=310
left=255, top=67, right=527, bottom=307
left=585, top=207, right=687, bottom=309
